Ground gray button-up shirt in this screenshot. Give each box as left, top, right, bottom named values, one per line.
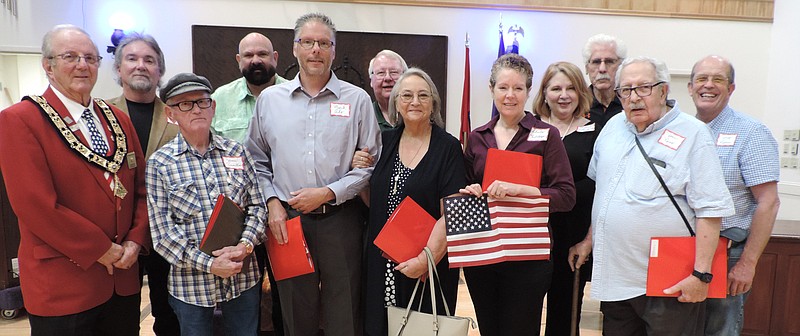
left=246, top=72, right=381, bottom=204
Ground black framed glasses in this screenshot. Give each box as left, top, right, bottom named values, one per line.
left=615, top=81, right=666, bottom=99
left=588, top=58, right=619, bottom=67
left=169, top=98, right=212, bottom=112
left=49, top=52, right=103, bottom=65
left=294, top=39, right=335, bottom=50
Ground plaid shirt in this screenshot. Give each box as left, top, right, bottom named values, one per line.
left=706, top=106, right=780, bottom=231
left=146, top=133, right=266, bottom=307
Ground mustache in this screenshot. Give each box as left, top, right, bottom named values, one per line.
left=595, top=73, right=611, bottom=81
left=628, top=103, right=646, bottom=111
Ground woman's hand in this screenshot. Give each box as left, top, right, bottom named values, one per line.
left=395, top=253, right=429, bottom=279
left=351, top=147, right=374, bottom=169
left=459, top=183, right=483, bottom=197
left=485, top=180, right=540, bottom=199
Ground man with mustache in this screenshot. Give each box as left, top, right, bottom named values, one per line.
left=569, top=56, right=734, bottom=335
left=107, top=33, right=180, bottom=335
left=210, top=31, right=287, bottom=336
left=690, top=55, right=780, bottom=336
left=212, top=32, right=287, bottom=143
left=583, top=34, right=627, bottom=128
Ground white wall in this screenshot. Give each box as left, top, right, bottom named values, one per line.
left=2, top=0, right=797, bottom=219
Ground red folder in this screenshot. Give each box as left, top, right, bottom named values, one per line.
left=482, top=148, right=542, bottom=191
left=373, top=197, right=436, bottom=264
left=266, top=217, right=315, bottom=281
left=646, top=237, right=728, bottom=298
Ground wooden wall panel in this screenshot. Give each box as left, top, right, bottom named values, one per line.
left=317, top=0, right=773, bottom=22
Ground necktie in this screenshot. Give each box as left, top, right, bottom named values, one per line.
left=81, top=108, right=109, bottom=155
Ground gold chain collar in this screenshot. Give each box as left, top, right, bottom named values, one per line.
left=27, top=95, right=128, bottom=174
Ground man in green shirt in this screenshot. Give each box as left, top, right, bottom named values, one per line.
left=211, top=32, right=287, bottom=142
left=209, top=31, right=286, bottom=336
left=367, top=50, right=408, bottom=132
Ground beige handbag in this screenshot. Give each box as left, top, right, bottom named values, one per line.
left=386, top=247, right=476, bottom=336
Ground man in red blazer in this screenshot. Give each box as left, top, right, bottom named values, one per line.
left=0, top=24, right=148, bottom=336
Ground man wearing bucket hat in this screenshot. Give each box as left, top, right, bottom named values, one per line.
left=145, top=72, right=267, bottom=336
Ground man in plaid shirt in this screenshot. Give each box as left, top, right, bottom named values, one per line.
left=145, top=73, right=266, bottom=336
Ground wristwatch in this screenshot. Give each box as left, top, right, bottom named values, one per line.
left=239, top=240, right=254, bottom=255
left=692, top=270, right=713, bottom=283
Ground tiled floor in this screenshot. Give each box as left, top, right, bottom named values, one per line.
left=0, top=273, right=602, bottom=335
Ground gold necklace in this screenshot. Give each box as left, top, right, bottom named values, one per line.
left=393, top=132, right=429, bottom=194
left=547, top=115, right=576, bottom=140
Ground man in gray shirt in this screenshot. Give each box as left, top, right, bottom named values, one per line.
left=246, top=12, right=380, bottom=336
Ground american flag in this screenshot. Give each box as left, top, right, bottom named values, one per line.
left=444, top=194, right=550, bottom=268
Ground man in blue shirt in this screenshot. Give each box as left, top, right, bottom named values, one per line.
left=690, top=55, right=780, bottom=336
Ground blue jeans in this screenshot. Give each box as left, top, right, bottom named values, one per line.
left=168, top=284, right=259, bottom=336
left=704, top=241, right=749, bottom=335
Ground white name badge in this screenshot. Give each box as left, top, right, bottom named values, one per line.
left=527, top=128, right=550, bottom=142
left=716, top=133, right=737, bottom=147
left=330, top=102, right=351, bottom=117
left=223, top=156, right=244, bottom=170
left=577, top=124, right=595, bottom=132
left=657, top=129, right=686, bottom=150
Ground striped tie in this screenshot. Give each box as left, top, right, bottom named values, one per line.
left=81, top=108, right=108, bottom=155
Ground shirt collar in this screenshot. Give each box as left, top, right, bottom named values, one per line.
left=50, top=85, right=95, bottom=122
left=233, top=77, right=254, bottom=101
left=473, top=111, right=537, bottom=133
left=625, top=99, right=681, bottom=135
left=173, top=132, right=230, bottom=156
left=287, top=71, right=342, bottom=98
left=705, top=105, right=733, bottom=129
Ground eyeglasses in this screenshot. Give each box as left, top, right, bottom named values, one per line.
left=588, top=58, right=619, bottom=67
left=169, top=98, right=212, bottom=112
left=373, top=70, right=402, bottom=80
left=294, top=39, right=335, bottom=50
left=398, top=91, right=432, bottom=103
left=615, top=82, right=666, bottom=99
left=693, top=75, right=730, bottom=85
left=49, top=52, right=103, bottom=65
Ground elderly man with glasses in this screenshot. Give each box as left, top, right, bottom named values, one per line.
left=247, top=12, right=380, bottom=336
left=583, top=34, right=627, bottom=128
left=0, top=24, right=149, bottom=336
left=368, top=49, right=408, bottom=131
left=145, top=72, right=267, bottom=336
left=569, top=56, right=734, bottom=335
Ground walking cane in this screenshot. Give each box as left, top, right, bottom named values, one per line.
left=570, top=255, right=580, bottom=336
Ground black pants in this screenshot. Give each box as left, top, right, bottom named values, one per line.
left=464, top=260, right=552, bottom=336
left=544, top=254, right=590, bottom=336
left=601, top=295, right=705, bottom=336
left=278, top=202, right=364, bottom=336
left=29, top=293, right=141, bottom=336
left=139, top=252, right=180, bottom=336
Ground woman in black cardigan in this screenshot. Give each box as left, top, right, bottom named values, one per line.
left=362, top=68, right=466, bottom=336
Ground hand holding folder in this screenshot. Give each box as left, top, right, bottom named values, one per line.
left=646, top=237, right=728, bottom=299
left=267, top=217, right=315, bottom=281
left=373, top=197, right=436, bottom=264
left=482, top=148, right=542, bottom=191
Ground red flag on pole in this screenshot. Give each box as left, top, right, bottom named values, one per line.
left=460, top=33, right=471, bottom=147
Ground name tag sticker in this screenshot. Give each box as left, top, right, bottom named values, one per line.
left=657, top=129, right=686, bottom=150
left=577, top=124, right=595, bottom=132
left=527, top=128, right=550, bottom=142
left=330, top=102, right=351, bottom=117
left=716, top=133, right=737, bottom=147
left=223, top=156, right=244, bottom=170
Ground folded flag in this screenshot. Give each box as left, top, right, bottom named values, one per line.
left=444, top=194, right=550, bottom=268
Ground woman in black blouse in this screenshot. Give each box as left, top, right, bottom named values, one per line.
left=532, top=61, right=598, bottom=336
left=362, top=68, right=466, bottom=336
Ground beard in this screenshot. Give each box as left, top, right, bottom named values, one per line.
left=242, top=63, right=276, bottom=86
left=127, top=76, right=154, bottom=92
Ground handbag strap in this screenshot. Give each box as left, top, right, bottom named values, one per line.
left=634, top=136, right=695, bottom=236
left=397, top=247, right=446, bottom=336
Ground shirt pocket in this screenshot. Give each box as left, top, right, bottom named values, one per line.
left=225, top=169, right=248, bottom=203
left=168, top=181, right=202, bottom=222
left=625, top=159, right=686, bottom=200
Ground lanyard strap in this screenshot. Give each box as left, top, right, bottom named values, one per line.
left=634, top=136, right=695, bottom=236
